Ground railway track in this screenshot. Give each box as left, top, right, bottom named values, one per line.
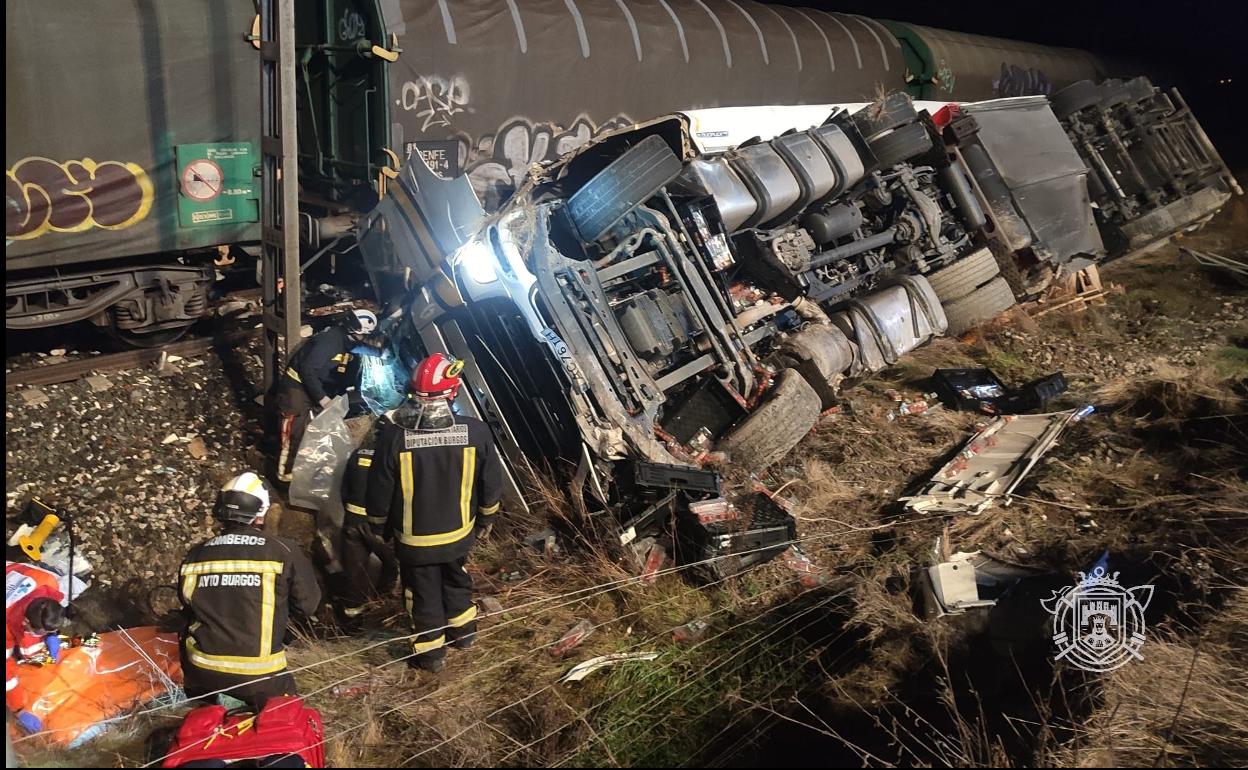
left=5, top=326, right=262, bottom=392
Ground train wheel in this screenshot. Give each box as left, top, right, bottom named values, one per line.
left=108, top=325, right=191, bottom=349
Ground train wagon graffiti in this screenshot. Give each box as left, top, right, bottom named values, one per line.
left=460, top=114, right=634, bottom=207
left=994, top=63, right=1053, bottom=97
left=5, top=157, right=154, bottom=241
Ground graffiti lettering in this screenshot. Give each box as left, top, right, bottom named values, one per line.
left=463, top=115, right=633, bottom=209
left=400, top=75, right=471, bottom=132
left=934, top=58, right=957, bottom=96
left=994, top=63, right=1052, bottom=98
left=338, top=8, right=367, bottom=42
left=6, top=157, right=154, bottom=240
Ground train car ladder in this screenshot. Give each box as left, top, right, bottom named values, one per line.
left=259, top=0, right=302, bottom=392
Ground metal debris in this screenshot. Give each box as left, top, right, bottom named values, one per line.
left=925, top=549, right=1042, bottom=617
left=561, top=652, right=660, bottom=683
left=900, top=409, right=1084, bottom=515
left=1182, top=247, right=1248, bottom=281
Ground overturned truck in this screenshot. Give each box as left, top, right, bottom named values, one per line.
left=355, top=91, right=1237, bottom=550
left=346, top=89, right=1233, bottom=566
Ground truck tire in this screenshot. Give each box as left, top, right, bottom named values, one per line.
left=987, top=239, right=1030, bottom=299
left=868, top=123, right=933, bottom=169
left=852, top=93, right=918, bottom=141
left=1124, top=76, right=1155, bottom=103
left=1051, top=80, right=1102, bottom=120
left=942, top=276, right=1017, bottom=335
left=566, top=134, right=683, bottom=243
left=771, top=324, right=856, bottom=409
left=717, top=368, right=821, bottom=472
left=925, top=248, right=1001, bottom=303
left=1097, top=79, right=1132, bottom=109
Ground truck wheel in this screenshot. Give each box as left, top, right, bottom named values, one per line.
left=1051, top=80, right=1102, bottom=120
left=717, top=368, right=821, bottom=472
left=867, top=123, right=933, bottom=169
left=925, top=248, right=1001, bottom=303
left=771, top=324, right=856, bottom=409
left=566, top=134, right=683, bottom=243
left=1124, top=76, right=1155, bottom=103
left=987, top=239, right=1030, bottom=299
left=852, top=93, right=918, bottom=141
left=1097, top=79, right=1132, bottom=108
left=942, top=276, right=1017, bottom=335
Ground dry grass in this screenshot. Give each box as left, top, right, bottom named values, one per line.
left=19, top=203, right=1248, bottom=769
left=1044, top=594, right=1248, bottom=768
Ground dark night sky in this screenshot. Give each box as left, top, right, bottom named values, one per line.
left=779, top=0, right=1246, bottom=162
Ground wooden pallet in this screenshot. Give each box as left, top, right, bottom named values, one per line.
left=1027, top=265, right=1122, bottom=318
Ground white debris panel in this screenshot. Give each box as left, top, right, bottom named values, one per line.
left=900, top=409, right=1083, bottom=515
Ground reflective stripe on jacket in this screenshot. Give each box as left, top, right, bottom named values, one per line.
left=178, top=527, right=321, bottom=676
left=366, top=412, right=503, bottom=565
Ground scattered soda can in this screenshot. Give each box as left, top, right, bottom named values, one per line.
left=640, top=541, right=667, bottom=584
left=688, top=498, right=736, bottom=525
left=1074, top=405, right=1095, bottom=421
left=550, top=620, right=595, bottom=658
left=672, top=619, right=709, bottom=644
left=781, top=547, right=830, bottom=587
left=898, top=399, right=929, bottom=416
left=330, top=684, right=371, bottom=697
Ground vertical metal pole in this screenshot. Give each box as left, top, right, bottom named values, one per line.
left=259, top=0, right=302, bottom=393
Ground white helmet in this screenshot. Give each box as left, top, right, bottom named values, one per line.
left=346, top=308, right=378, bottom=335
left=214, top=472, right=271, bottom=524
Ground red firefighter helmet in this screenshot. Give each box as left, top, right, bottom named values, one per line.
left=409, top=353, right=464, bottom=401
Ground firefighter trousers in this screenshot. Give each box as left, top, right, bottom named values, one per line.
left=401, top=557, right=478, bottom=663
left=341, top=522, right=399, bottom=612
left=275, top=385, right=313, bottom=483
left=181, top=649, right=297, bottom=711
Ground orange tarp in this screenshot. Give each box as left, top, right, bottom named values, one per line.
left=18, top=626, right=183, bottom=747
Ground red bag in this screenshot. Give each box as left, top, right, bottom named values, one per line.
left=161, top=696, right=325, bottom=767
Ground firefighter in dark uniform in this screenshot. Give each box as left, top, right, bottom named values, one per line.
left=339, top=421, right=399, bottom=620
left=178, top=472, right=321, bottom=706
left=275, top=308, right=379, bottom=483
left=366, top=353, right=503, bottom=672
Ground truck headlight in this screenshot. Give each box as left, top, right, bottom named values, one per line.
left=453, top=238, right=499, bottom=284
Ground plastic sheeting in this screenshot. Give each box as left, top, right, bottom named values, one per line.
left=357, top=346, right=408, bottom=415
left=18, top=626, right=183, bottom=747
left=288, top=396, right=357, bottom=573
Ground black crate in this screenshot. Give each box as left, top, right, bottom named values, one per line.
left=631, top=461, right=721, bottom=495
left=676, top=493, right=797, bottom=581
left=660, top=377, right=747, bottom=444
left=999, top=372, right=1068, bottom=413
left=930, top=368, right=1010, bottom=412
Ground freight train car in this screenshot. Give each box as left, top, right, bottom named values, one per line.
left=882, top=21, right=1109, bottom=101
left=382, top=0, right=906, bottom=207
left=5, top=0, right=261, bottom=345
left=0, top=0, right=1217, bottom=345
